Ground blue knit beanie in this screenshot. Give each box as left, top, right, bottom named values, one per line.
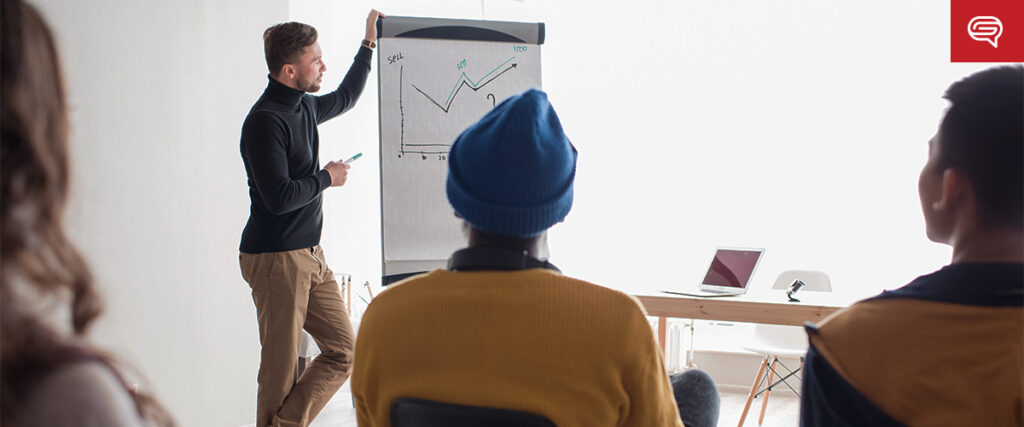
left=446, top=89, right=577, bottom=238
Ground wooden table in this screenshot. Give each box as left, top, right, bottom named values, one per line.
left=634, top=292, right=847, bottom=353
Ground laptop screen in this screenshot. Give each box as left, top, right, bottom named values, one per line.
left=701, top=248, right=763, bottom=289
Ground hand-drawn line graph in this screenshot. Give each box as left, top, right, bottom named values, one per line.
left=411, top=56, right=517, bottom=113
left=397, top=65, right=449, bottom=158
left=398, top=57, right=518, bottom=159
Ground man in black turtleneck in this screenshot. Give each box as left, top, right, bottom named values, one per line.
left=238, top=10, right=383, bottom=427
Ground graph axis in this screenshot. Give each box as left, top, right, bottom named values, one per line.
left=398, top=57, right=519, bottom=160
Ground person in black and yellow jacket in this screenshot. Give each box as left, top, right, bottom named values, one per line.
left=352, top=89, right=721, bottom=427
left=801, top=65, right=1023, bottom=427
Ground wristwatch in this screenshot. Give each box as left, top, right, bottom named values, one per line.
left=361, top=39, right=376, bottom=49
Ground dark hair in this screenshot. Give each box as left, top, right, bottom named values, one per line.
left=938, top=65, right=1024, bottom=230
left=263, top=22, right=317, bottom=75
left=0, top=0, right=173, bottom=424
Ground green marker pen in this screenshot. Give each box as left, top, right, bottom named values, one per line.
left=343, top=152, right=363, bottom=164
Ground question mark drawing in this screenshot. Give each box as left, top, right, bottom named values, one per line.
left=487, top=93, right=496, bottom=107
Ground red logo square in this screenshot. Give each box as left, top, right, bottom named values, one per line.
left=951, top=0, right=1024, bottom=62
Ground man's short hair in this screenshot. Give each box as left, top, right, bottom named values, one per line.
left=938, top=65, right=1023, bottom=230
left=263, top=22, right=317, bottom=76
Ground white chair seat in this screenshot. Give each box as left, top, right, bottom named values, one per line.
left=741, top=324, right=808, bottom=358
left=738, top=270, right=831, bottom=426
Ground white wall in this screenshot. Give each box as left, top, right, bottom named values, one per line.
left=35, top=1, right=287, bottom=425
left=307, top=0, right=994, bottom=302
left=29, top=0, right=1001, bottom=424
left=294, top=0, right=995, bottom=390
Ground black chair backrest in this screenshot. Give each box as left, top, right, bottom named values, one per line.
left=390, top=397, right=557, bottom=427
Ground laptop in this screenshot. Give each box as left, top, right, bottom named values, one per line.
left=662, top=247, right=765, bottom=298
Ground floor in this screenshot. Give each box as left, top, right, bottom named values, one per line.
left=242, top=382, right=800, bottom=427
left=717, top=388, right=800, bottom=427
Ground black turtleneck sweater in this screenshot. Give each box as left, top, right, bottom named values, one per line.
left=239, top=46, right=372, bottom=254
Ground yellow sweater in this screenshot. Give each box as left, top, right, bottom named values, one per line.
left=352, top=268, right=682, bottom=427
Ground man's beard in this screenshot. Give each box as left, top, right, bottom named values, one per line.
left=297, top=76, right=321, bottom=93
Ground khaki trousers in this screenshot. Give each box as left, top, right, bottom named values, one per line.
left=239, top=245, right=354, bottom=427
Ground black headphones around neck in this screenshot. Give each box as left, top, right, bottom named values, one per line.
left=447, top=246, right=559, bottom=273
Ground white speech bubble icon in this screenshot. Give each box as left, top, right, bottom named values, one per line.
left=968, top=16, right=1003, bottom=48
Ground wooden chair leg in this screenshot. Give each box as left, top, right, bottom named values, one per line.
left=758, top=357, right=777, bottom=425
left=738, top=356, right=769, bottom=427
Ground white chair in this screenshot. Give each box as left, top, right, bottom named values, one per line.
left=737, top=270, right=831, bottom=426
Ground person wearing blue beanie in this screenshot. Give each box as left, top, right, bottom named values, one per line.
left=352, top=89, right=720, bottom=427
left=446, top=88, right=577, bottom=238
